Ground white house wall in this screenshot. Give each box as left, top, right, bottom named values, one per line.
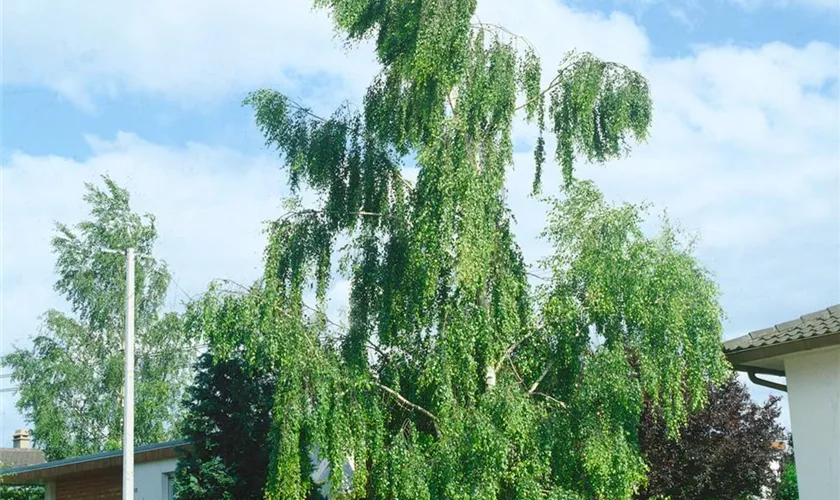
left=784, top=345, right=840, bottom=500
left=134, top=457, right=177, bottom=500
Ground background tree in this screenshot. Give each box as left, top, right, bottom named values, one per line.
left=186, top=0, right=729, bottom=498
left=774, top=434, right=798, bottom=500
left=2, top=176, right=192, bottom=460
left=174, top=341, right=277, bottom=500
left=636, top=374, right=785, bottom=499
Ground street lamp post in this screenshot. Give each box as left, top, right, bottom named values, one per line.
left=123, top=247, right=135, bottom=500
left=103, top=247, right=135, bottom=500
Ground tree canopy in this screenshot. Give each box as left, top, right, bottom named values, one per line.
left=185, top=1, right=729, bottom=498
left=636, top=374, right=785, bottom=499
left=2, top=176, right=191, bottom=460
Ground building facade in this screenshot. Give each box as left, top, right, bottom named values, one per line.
left=725, top=304, right=840, bottom=500
left=0, top=440, right=186, bottom=500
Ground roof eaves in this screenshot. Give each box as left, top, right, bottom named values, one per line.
left=724, top=304, right=840, bottom=355
left=0, top=440, right=188, bottom=479
left=727, top=332, right=840, bottom=366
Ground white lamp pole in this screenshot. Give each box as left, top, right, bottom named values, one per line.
left=101, top=243, right=139, bottom=500
left=123, top=247, right=135, bottom=500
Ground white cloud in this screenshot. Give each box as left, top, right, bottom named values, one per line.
left=593, top=41, right=839, bottom=252
left=633, top=0, right=838, bottom=13
left=1, top=0, right=380, bottom=110
left=3, top=133, right=288, bottom=302
left=497, top=14, right=839, bottom=271
left=0, top=134, right=292, bottom=440
left=730, top=0, right=840, bottom=10
left=1, top=0, right=653, bottom=110
left=3, top=0, right=839, bottom=441
left=476, top=0, right=651, bottom=71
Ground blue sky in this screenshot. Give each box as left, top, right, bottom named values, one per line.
left=2, top=0, right=838, bottom=445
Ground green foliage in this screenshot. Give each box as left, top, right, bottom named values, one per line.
left=540, top=183, right=727, bottom=439
left=0, top=462, right=43, bottom=500
left=184, top=1, right=726, bottom=498
left=775, top=462, right=798, bottom=500
left=774, top=435, right=798, bottom=500
left=0, top=485, right=43, bottom=500
left=549, top=52, right=652, bottom=186
left=637, top=374, right=785, bottom=499
left=2, top=176, right=191, bottom=460
left=174, top=348, right=277, bottom=500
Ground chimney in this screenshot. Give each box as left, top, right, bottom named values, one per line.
left=12, top=429, right=30, bottom=449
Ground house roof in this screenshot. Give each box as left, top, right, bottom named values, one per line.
left=0, top=448, right=45, bottom=470
left=0, top=440, right=189, bottom=485
left=724, top=304, right=840, bottom=376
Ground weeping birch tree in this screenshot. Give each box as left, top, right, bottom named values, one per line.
left=184, top=1, right=728, bottom=498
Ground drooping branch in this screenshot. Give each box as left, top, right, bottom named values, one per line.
left=298, top=300, right=391, bottom=361
left=375, top=382, right=440, bottom=436
left=246, top=89, right=415, bottom=189
left=532, top=391, right=566, bottom=408
left=471, top=21, right=537, bottom=53
left=508, top=357, right=525, bottom=387
left=215, top=278, right=255, bottom=294
left=528, top=361, right=553, bottom=394
left=494, top=323, right=542, bottom=372
left=513, top=72, right=561, bottom=113
left=297, top=299, right=433, bottom=431
left=526, top=271, right=551, bottom=282
left=512, top=50, right=629, bottom=113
